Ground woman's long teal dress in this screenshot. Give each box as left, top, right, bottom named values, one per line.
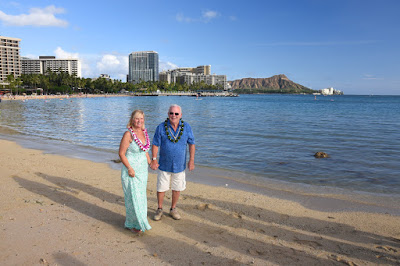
left=121, top=135, right=152, bottom=232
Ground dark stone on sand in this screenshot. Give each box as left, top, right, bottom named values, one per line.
left=112, top=159, right=121, bottom=163
left=314, top=152, right=329, bottom=158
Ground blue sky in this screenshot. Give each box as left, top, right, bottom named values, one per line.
left=1, top=0, right=399, bottom=95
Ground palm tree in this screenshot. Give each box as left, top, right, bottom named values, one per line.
left=31, top=75, right=40, bottom=94
left=46, top=68, right=57, bottom=91
left=39, top=76, right=50, bottom=95
left=6, top=74, right=15, bottom=95
left=15, top=77, right=23, bottom=95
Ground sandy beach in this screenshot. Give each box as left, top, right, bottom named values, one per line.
left=1, top=139, right=400, bottom=265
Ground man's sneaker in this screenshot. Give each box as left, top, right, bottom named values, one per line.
left=170, top=208, right=181, bottom=220
left=154, top=208, right=163, bottom=221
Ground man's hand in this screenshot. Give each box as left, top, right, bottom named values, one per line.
left=188, top=160, right=195, bottom=171
left=150, top=160, right=159, bottom=170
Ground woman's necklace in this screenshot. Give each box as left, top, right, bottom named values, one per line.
left=128, top=127, right=150, bottom=151
left=164, top=118, right=184, bottom=143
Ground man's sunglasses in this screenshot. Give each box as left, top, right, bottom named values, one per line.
left=169, top=112, right=180, bottom=115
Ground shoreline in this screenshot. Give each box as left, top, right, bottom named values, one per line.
left=0, top=93, right=130, bottom=101
left=0, top=91, right=240, bottom=101
left=1, top=138, right=400, bottom=265
left=1, top=131, right=400, bottom=216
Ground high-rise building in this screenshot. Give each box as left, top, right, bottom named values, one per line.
left=194, top=65, right=211, bottom=75
left=0, top=36, right=21, bottom=85
left=22, top=56, right=81, bottom=77
left=128, top=51, right=159, bottom=84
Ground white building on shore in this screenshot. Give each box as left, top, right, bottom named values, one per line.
left=320, top=87, right=343, bottom=95
left=22, top=56, right=82, bottom=77
left=159, top=65, right=227, bottom=90
left=0, top=36, right=21, bottom=86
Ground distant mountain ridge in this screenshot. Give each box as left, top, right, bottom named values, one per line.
left=228, top=74, right=316, bottom=94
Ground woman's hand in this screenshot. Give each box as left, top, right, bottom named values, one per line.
left=150, top=160, right=159, bottom=170
left=128, top=167, right=136, bottom=177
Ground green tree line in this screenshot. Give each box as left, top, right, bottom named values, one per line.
left=3, top=70, right=225, bottom=95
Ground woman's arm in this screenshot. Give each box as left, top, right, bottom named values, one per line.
left=119, top=131, right=135, bottom=177
left=146, top=152, right=151, bottom=165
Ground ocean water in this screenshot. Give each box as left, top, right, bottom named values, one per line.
left=1, top=94, right=399, bottom=195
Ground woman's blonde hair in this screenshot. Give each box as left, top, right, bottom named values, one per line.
left=127, top=109, right=145, bottom=130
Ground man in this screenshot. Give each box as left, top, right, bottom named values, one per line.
left=150, top=104, right=195, bottom=220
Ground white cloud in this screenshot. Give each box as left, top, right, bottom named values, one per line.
left=176, top=13, right=194, bottom=23
left=96, top=54, right=129, bottom=80
left=97, top=55, right=121, bottom=70
left=202, top=10, right=219, bottom=22
left=78, top=55, right=96, bottom=78
left=22, top=53, right=37, bottom=59
left=54, top=47, right=97, bottom=79
left=159, top=61, right=178, bottom=72
left=63, top=51, right=128, bottom=80
left=0, top=5, right=68, bottom=27
left=8, top=2, right=21, bottom=8
left=53, top=47, right=93, bottom=78
left=93, top=56, right=178, bottom=81
left=176, top=10, right=219, bottom=23
left=26, top=47, right=179, bottom=81
left=88, top=55, right=178, bottom=80
left=362, top=74, right=383, bottom=80
left=54, top=47, right=79, bottom=59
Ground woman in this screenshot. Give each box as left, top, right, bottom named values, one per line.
left=119, top=110, right=152, bottom=234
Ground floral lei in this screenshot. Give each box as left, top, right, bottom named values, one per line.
left=128, top=127, right=150, bottom=151
left=165, top=118, right=184, bottom=143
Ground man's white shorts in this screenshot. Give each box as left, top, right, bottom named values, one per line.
left=157, top=170, right=186, bottom=192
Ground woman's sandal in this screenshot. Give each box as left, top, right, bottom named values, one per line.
left=128, top=227, right=143, bottom=236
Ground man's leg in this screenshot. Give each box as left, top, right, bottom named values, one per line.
left=154, top=191, right=165, bottom=221
left=154, top=171, right=170, bottom=221
left=157, top=191, right=165, bottom=209
left=170, top=171, right=185, bottom=220
left=171, top=190, right=180, bottom=209
left=170, top=190, right=181, bottom=220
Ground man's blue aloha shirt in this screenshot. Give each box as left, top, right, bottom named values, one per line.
left=152, top=119, right=195, bottom=173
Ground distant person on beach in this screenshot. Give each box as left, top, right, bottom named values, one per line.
left=119, top=110, right=152, bottom=234
left=150, top=104, right=195, bottom=221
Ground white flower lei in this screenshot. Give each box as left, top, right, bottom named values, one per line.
left=128, top=127, right=150, bottom=151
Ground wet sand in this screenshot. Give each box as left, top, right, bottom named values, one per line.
left=1, top=139, right=399, bottom=265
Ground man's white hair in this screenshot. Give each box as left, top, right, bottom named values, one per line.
left=168, top=104, right=182, bottom=113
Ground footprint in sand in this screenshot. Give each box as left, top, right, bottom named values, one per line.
left=196, top=203, right=213, bottom=211
left=294, top=238, right=322, bottom=248
left=376, top=245, right=397, bottom=253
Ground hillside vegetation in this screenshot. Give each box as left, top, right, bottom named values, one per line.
left=229, top=74, right=317, bottom=94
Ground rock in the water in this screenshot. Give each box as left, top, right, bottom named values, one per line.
left=314, top=152, right=329, bottom=158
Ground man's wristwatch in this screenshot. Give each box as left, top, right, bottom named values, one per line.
left=151, top=157, right=157, bottom=161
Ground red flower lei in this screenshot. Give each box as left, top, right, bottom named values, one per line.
left=128, top=127, right=150, bottom=152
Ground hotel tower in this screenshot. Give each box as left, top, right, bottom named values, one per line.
left=128, top=51, right=159, bottom=84
left=0, top=36, right=21, bottom=86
